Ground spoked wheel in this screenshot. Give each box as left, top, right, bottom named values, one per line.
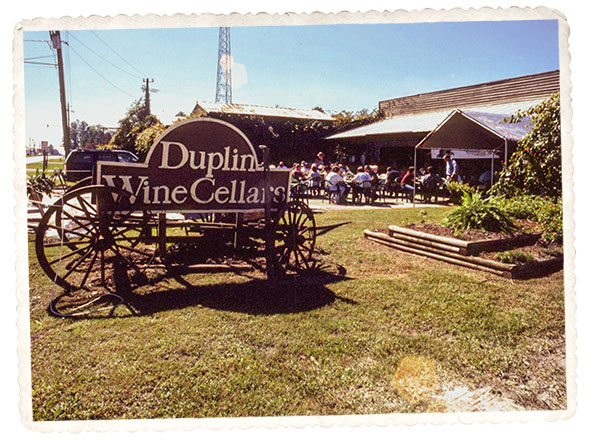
left=272, top=200, right=317, bottom=274
left=35, top=185, right=153, bottom=291
left=64, top=176, right=93, bottom=194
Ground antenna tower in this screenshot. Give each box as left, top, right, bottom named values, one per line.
left=215, top=27, right=232, bottom=103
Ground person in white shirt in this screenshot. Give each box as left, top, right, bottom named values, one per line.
left=444, top=152, right=459, bottom=182
left=325, top=166, right=348, bottom=203
left=350, top=166, right=372, bottom=203
left=300, top=161, right=309, bottom=176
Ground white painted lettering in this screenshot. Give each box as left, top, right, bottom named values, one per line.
left=159, top=141, right=189, bottom=169
left=171, top=185, right=188, bottom=204
left=190, top=177, right=215, bottom=204
left=206, top=151, right=224, bottom=178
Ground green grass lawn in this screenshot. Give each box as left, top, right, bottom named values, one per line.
left=27, top=206, right=566, bottom=420
left=26, top=158, right=65, bottom=174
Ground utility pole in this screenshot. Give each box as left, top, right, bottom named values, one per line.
left=142, top=78, right=155, bottom=117
left=49, top=31, right=70, bottom=156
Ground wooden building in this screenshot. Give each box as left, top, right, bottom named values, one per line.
left=325, top=70, right=560, bottom=174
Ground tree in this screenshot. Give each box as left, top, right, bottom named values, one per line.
left=135, top=121, right=166, bottom=156
left=70, top=120, right=113, bottom=149
left=330, top=108, right=382, bottom=132
left=109, top=99, right=163, bottom=156
left=493, top=92, right=561, bottom=197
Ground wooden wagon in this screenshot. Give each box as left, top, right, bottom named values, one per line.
left=34, top=118, right=335, bottom=292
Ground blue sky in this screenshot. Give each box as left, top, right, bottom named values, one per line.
left=23, top=20, right=559, bottom=151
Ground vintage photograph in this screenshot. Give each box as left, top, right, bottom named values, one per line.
left=18, top=8, right=572, bottom=426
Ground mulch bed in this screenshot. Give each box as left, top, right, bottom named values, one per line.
left=478, top=243, right=562, bottom=265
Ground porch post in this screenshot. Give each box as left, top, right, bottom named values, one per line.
left=413, top=145, right=417, bottom=207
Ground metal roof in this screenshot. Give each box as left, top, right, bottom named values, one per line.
left=325, top=99, right=541, bottom=141
left=460, top=110, right=532, bottom=142
left=194, top=102, right=335, bottom=121
left=379, top=70, right=559, bottom=117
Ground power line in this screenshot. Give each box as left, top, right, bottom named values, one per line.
left=24, top=61, right=57, bottom=67
left=69, top=32, right=140, bottom=79
left=24, top=55, right=54, bottom=60
left=66, top=43, right=135, bottom=98
left=24, top=39, right=55, bottom=55
left=90, top=30, right=146, bottom=77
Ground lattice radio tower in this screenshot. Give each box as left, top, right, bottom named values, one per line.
left=215, top=27, right=232, bottom=103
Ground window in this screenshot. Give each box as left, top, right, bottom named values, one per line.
left=70, top=153, right=93, bottom=164
left=117, top=153, right=135, bottom=163
left=99, top=152, right=118, bottom=162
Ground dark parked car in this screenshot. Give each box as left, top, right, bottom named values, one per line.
left=64, top=149, right=138, bottom=182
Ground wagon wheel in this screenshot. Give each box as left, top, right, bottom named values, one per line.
left=65, top=176, right=93, bottom=194
left=272, top=200, right=317, bottom=274
left=35, top=185, right=153, bottom=291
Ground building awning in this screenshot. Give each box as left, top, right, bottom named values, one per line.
left=324, top=110, right=450, bottom=141
left=325, top=100, right=539, bottom=143
left=415, top=109, right=532, bottom=151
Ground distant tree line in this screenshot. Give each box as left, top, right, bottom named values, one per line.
left=69, top=120, right=113, bottom=150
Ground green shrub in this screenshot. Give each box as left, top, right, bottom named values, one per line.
left=444, top=181, right=476, bottom=204
left=497, top=195, right=546, bottom=220
left=498, top=195, right=563, bottom=244
left=537, top=198, right=563, bottom=244
left=27, top=171, right=55, bottom=201
left=443, top=192, right=517, bottom=234
left=492, top=92, right=561, bottom=198
left=495, top=250, right=534, bottom=264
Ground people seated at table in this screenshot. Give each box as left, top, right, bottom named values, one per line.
left=307, top=163, right=323, bottom=192
left=400, top=166, right=416, bottom=199
left=364, top=165, right=380, bottom=199
left=300, top=161, right=309, bottom=176
left=477, top=168, right=499, bottom=190
left=350, top=166, right=373, bottom=203
left=420, top=166, right=443, bottom=191
left=291, top=163, right=304, bottom=181
left=383, top=166, right=402, bottom=196
left=325, top=166, right=349, bottom=203
left=385, top=166, right=401, bottom=183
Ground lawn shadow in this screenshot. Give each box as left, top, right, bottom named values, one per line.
left=49, top=264, right=355, bottom=318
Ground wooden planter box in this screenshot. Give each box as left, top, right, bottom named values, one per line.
left=388, top=225, right=540, bottom=256
left=364, top=229, right=563, bottom=279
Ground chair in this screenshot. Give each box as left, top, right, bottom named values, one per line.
left=308, top=177, right=323, bottom=197
left=375, top=178, right=386, bottom=202
left=324, top=180, right=343, bottom=204
left=419, top=177, right=444, bottom=203
left=384, top=180, right=402, bottom=201
left=352, top=180, right=373, bottom=204
left=399, top=184, right=415, bottom=202
left=290, top=182, right=310, bottom=204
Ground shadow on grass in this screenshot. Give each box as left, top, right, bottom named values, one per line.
left=49, top=264, right=355, bottom=319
